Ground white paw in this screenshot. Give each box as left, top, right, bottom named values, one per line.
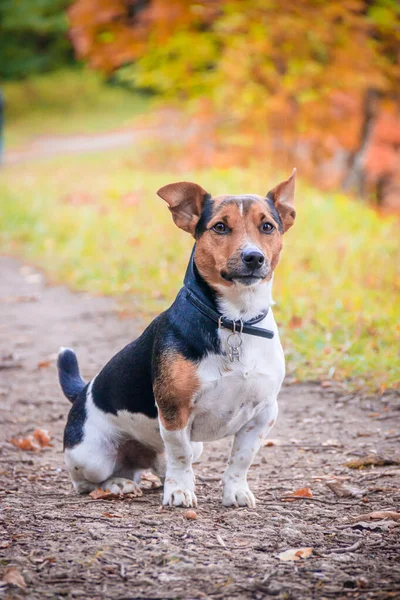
left=102, top=477, right=142, bottom=497
left=222, top=480, right=256, bottom=508
left=163, top=471, right=197, bottom=507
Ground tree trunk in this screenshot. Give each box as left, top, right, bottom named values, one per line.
left=342, top=88, right=381, bottom=198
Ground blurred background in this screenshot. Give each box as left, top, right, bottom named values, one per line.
left=0, top=0, right=399, bottom=392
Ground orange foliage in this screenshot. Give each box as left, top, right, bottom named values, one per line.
left=68, top=0, right=400, bottom=206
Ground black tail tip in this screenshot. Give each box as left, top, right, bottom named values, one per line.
left=57, top=347, right=78, bottom=373
left=57, top=347, right=86, bottom=403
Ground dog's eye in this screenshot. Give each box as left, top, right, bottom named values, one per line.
left=261, top=222, right=275, bottom=233
left=212, top=222, right=228, bottom=234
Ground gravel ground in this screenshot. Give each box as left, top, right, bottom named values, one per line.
left=1, top=256, right=399, bottom=599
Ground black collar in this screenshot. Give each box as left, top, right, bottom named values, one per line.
left=183, top=246, right=274, bottom=340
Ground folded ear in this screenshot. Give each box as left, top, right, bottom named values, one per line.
left=157, top=181, right=210, bottom=236
left=267, top=168, right=296, bottom=232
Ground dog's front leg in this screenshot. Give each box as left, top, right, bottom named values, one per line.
left=222, top=401, right=278, bottom=508
left=160, top=424, right=196, bottom=507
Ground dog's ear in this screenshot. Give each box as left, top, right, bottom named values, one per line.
left=267, top=168, right=296, bottom=232
left=157, top=181, right=210, bottom=236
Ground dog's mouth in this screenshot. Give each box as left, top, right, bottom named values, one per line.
left=221, top=272, right=265, bottom=286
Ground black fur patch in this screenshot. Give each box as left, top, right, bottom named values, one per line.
left=195, top=193, right=213, bottom=238
left=265, top=194, right=283, bottom=233
left=91, top=318, right=160, bottom=417
left=63, top=389, right=88, bottom=449
left=62, top=246, right=222, bottom=435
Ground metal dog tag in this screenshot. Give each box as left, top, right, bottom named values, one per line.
left=227, top=332, right=242, bottom=362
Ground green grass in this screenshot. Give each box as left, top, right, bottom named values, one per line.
left=0, top=147, right=399, bottom=393
left=3, top=69, right=150, bottom=148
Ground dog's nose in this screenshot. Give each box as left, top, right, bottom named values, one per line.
left=241, top=249, right=265, bottom=269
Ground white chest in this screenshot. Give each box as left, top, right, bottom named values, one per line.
left=190, top=311, right=285, bottom=442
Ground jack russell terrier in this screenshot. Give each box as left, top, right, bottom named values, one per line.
left=58, top=169, right=296, bottom=508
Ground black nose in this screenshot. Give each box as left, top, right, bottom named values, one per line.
left=241, top=249, right=265, bottom=269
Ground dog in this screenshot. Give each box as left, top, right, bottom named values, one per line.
left=58, top=169, right=296, bottom=508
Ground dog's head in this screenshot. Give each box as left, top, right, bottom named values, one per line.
left=157, top=170, right=296, bottom=290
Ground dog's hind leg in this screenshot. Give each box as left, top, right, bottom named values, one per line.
left=65, top=439, right=116, bottom=494
left=64, top=380, right=142, bottom=496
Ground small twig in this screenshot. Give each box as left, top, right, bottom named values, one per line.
left=216, top=533, right=227, bottom=548
left=323, top=539, right=363, bottom=554
left=278, top=496, right=353, bottom=506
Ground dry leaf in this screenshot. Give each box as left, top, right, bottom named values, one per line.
left=278, top=547, right=313, bottom=561
left=351, top=511, right=400, bottom=523
left=325, top=480, right=364, bottom=498
left=33, top=429, right=51, bottom=447
left=263, top=438, right=281, bottom=447
left=184, top=510, right=197, bottom=520
left=346, top=455, right=400, bottom=469
left=141, top=472, right=162, bottom=489
left=89, top=488, right=119, bottom=500
left=10, top=435, right=39, bottom=451
left=37, top=360, right=51, bottom=369
left=2, top=567, right=26, bottom=589
left=282, top=487, right=313, bottom=501
left=10, top=429, right=51, bottom=451
left=102, top=512, right=123, bottom=518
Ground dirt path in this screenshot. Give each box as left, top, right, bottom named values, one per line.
left=4, top=130, right=148, bottom=166
left=1, top=256, right=399, bottom=599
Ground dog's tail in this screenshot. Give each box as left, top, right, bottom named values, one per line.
left=57, top=347, right=86, bottom=403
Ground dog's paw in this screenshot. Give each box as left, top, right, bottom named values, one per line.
left=163, top=472, right=197, bottom=507
left=101, top=477, right=143, bottom=497
left=222, top=481, right=256, bottom=508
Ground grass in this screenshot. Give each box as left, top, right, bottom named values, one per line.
left=1, top=143, right=399, bottom=393
left=3, top=69, right=150, bottom=148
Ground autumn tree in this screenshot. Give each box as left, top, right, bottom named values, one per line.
left=68, top=0, right=400, bottom=203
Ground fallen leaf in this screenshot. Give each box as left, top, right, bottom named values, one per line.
left=184, top=510, right=198, bottom=520
left=2, top=567, right=26, bottom=589
left=102, top=512, right=123, bottom=518
left=89, top=488, right=119, bottom=500
left=282, top=487, right=313, bottom=501
left=263, top=438, right=281, bottom=447
left=141, top=472, right=162, bottom=489
left=33, top=429, right=51, bottom=447
left=278, top=547, right=313, bottom=561
left=10, top=429, right=51, bottom=451
left=10, top=435, right=39, bottom=451
left=325, top=480, right=364, bottom=498
left=37, top=360, right=51, bottom=369
left=345, top=455, right=400, bottom=469
left=351, top=511, right=400, bottom=522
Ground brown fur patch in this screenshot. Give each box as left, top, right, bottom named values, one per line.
left=195, top=196, right=283, bottom=289
left=154, top=352, right=199, bottom=431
